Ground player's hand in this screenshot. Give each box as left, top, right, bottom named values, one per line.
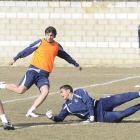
left=77, top=66, right=82, bottom=71
left=46, top=109, right=54, bottom=120
left=9, top=59, right=15, bottom=65
left=139, top=49, right=140, bottom=55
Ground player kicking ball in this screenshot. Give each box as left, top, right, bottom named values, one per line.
left=0, top=100, right=14, bottom=130
left=46, top=85, right=140, bottom=123
left=0, top=26, right=82, bottom=117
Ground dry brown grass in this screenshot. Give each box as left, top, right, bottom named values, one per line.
left=1, top=66, right=140, bottom=140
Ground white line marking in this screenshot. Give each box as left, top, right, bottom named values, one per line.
left=2, top=92, right=59, bottom=104
left=2, top=72, right=140, bottom=76
left=73, top=75, right=140, bottom=90
left=0, top=118, right=140, bottom=130
left=52, top=73, right=140, bottom=76
left=2, top=75, right=140, bottom=104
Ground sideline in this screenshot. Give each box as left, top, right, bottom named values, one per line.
left=2, top=75, right=140, bottom=104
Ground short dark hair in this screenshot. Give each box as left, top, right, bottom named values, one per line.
left=60, top=85, right=73, bottom=93
left=45, top=26, right=57, bottom=37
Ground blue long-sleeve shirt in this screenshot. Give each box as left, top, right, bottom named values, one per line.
left=13, top=39, right=79, bottom=67
left=138, top=25, right=140, bottom=48
left=54, top=89, right=96, bottom=122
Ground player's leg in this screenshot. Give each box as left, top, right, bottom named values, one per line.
left=33, top=85, right=49, bottom=108
left=5, top=84, right=27, bottom=94
left=0, top=70, right=38, bottom=94
left=0, top=101, right=14, bottom=130
left=102, top=92, right=140, bottom=111
left=0, top=100, right=5, bottom=115
left=104, top=103, right=140, bottom=123
left=26, top=75, right=50, bottom=117
left=0, top=71, right=35, bottom=94
left=26, top=85, right=49, bottom=117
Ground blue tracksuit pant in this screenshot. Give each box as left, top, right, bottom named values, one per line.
left=97, top=92, right=140, bottom=122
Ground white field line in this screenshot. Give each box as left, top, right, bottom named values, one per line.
left=3, top=72, right=140, bottom=76
left=0, top=118, right=140, bottom=130
left=2, top=75, right=140, bottom=104
left=2, top=92, right=59, bottom=104
left=73, top=75, right=140, bottom=90
left=52, top=74, right=140, bottom=76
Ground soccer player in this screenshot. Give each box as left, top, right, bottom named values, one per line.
left=135, top=25, right=140, bottom=87
left=0, top=26, right=82, bottom=117
left=0, top=100, right=14, bottom=130
left=46, top=85, right=140, bottom=123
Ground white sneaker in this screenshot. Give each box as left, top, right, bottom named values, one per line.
left=0, top=81, right=5, bottom=84
left=0, top=81, right=5, bottom=89
left=26, top=112, right=39, bottom=117
left=135, top=84, right=140, bottom=87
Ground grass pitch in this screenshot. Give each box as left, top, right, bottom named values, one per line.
left=1, top=66, right=140, bottom=140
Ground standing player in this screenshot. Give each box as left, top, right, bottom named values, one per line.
left=46, top=85, right=140, bottom=123
left=0, top=26, right=82, bottom=117
left=135, top=25, right=140, bottom=87
left=0, top=100, right=14, bottom=130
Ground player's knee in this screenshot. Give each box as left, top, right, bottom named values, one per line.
left=41, top=91, right=49, bottom=99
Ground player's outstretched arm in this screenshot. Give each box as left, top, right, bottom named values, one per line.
left=139, top=48, right=140, bottom=55
left=9, top=59, right=15, bottom=65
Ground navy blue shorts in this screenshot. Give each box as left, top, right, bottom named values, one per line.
left=19, top=70, right=50, bottom=90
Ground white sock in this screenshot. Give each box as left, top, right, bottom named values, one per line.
left=0, top=114, right=8, bottom=123
left=139, top=91, right=140, bottom=96
left=0, top=84, right=6, bottom=89
left=28, top=106, right=36, bottom=113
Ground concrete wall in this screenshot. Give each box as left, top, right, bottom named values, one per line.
left=0, top=1, right=140, bottom=67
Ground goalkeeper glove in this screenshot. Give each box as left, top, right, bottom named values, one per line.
left=90, top=116, right=94, bottom=122
left=46, top=109, right=54, bottom=120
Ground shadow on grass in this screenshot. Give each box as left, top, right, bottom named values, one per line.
left=1, top=118, right=140, bottom=130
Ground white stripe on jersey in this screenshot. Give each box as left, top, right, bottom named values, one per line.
left=65, top=104, right=84, bottom=116
left=31, top=41, right=41, bottom=48
left=73, top=94, right=82, bottom=99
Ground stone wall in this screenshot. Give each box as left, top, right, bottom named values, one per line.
left=0, top=1, right=140, bottom=67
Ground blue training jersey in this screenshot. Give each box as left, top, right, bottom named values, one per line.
left=13, top=39, right=79, bottom=67
left=54, top=89, right=96, bottom=122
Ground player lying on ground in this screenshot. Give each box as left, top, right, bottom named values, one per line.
left=0, top=100, right=14, bottom=130
left=46, top=85, right=140, bottom=123
left=0, top=26, right=82, bottom=117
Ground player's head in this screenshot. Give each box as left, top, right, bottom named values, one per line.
left=45, top=26, right=57, bottom=37
left=60, top=85, right=73, bottom=100
left=60, top=85, right=73, bottom=93
left=45, top=26, right=57, bottom=43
